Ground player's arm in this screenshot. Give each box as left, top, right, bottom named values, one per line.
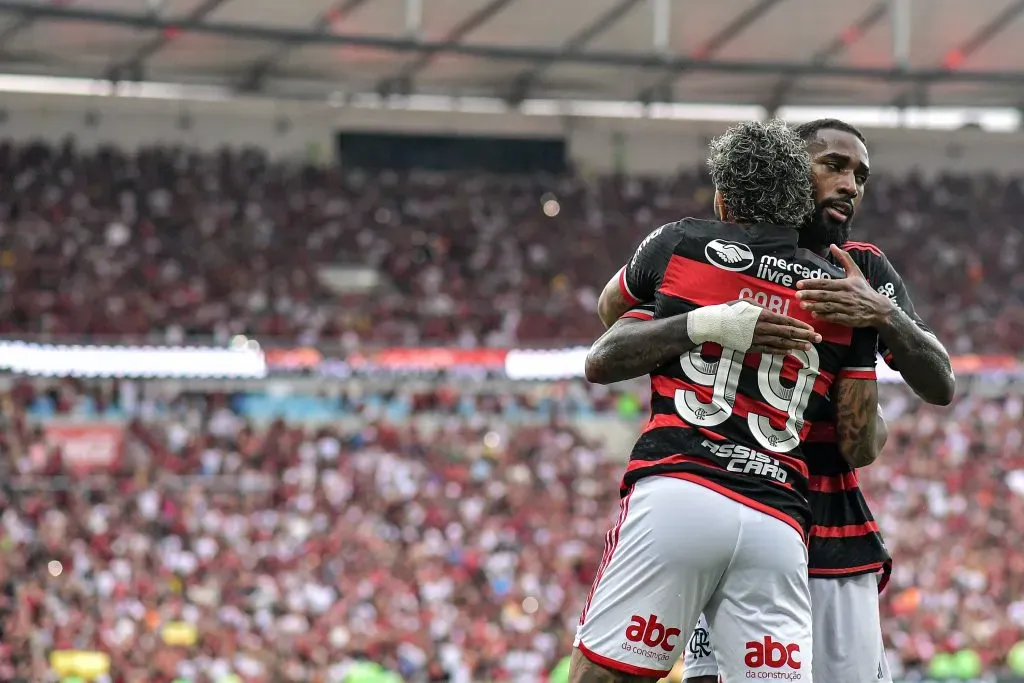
left=796, top=245, right=955, bottom=406
left=597, top=273, right=634, bottom=329
left=586, top=302, right=821, bottom=385
left=873, top=268, right=954, bottom=407
left=587, top=305, right=698, bottom=384
left=832, top=326, right=881, bottom=468
left=833, top=377, right=880, bottom=468
left=596, top=224, right=677, bottom=329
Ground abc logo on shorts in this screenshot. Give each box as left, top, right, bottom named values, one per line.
left=745, top=637, right=802, bottom=680
left=621, top=614, right=680, bottom=661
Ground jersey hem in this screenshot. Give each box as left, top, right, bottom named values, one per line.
left=809, top=558, right=892, bottom=592
left=808, top=562, right=885, bottom=578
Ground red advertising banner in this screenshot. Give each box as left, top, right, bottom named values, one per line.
left=349, top=348, right=509, bottom=370
left=44, top=423, right=125, bottom=473
left=264, top=347, right=324, bottom=370
left=950, top=355, right=1022, bottom=373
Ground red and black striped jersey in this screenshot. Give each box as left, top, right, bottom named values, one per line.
left=802, top=240, right=932, bottom=589
left=615, top=218, right=879, bottom=541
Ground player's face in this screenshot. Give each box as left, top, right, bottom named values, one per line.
left=802, top=129, right=870, bottom=250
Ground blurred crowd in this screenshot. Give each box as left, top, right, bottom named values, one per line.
left=2, top=380, right=1024, bottom=681
left=1, top=138, right=1022, bottom=682
left=1, top=141, right=1022, bottom=352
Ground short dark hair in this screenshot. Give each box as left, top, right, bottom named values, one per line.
left=706, top=119, right=814, bottom=226
left=792, top=118, right=867, bottom=145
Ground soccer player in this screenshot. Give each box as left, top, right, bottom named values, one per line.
left=592, top=119, right=955, bottom=683
left=570, top=120, right=882, bottom=683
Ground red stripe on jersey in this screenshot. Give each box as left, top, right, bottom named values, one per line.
left=617, top=266, right=640, bottom=305
left=805, top=423, right=836, bottom=443
left=844, top=241, right=883, bottom=257
left=659, top=255, right=853, bottom=345
left=694, top=426, right=731, bottom=442
left=762, top=448, right=808, bottom=480
left=810, top=520, right=879, bottom=538
left=735, top=347, right=836, bottom=388
left=809, top=561, right=886, bottom=577
left=808, top=471, right=859, bottom=492
left=645, top=420, right=739, bottom=446
left=837, top=368, right=877, bottom=380
left=657, top=472, right=806, bottom=543
left=649, top=377, right=810, bottom=479
left=620, top=309, right=654, bottom=321
left=642, top=412, right=692, bottom=433
left=651, top=375, right=817, bottom=448
left=624, top=453, right=717, bottom=476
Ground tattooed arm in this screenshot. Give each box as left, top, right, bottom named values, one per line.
left=833, top=377, right=880, bottom=468
left=585, top=306, right=821, bottom=385
left=798, top=245, right=954, bottom=406
left=875, top=309, right=954, bottom=406
left=585, top=315, right=699, bottom=385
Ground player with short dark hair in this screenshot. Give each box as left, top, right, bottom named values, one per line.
left=591, top=118, right=954, bottom=683
left=570, top=120, right=882, bottom=683
left=795, top=117, right=867, bottom=142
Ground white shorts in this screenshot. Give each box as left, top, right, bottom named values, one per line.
left=574, top=476, right=812, bottom=680
left=683, top=574, right=891, bottom=683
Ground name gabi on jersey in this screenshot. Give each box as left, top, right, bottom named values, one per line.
left=755, top=254, right=834, bottom=287
left=702, top=440, right=788, bottom=484
left=738, top=287, right=792, bottom=316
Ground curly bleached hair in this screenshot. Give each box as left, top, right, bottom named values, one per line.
left=706, top=119, right=815, bottom=227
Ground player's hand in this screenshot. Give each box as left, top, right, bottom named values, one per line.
left=795, top=244, right=895, bottom=328
left=725, top=301, right=822, bottom=354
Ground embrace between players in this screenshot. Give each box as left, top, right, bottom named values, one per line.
left=571, top=119, right=956, bottom=683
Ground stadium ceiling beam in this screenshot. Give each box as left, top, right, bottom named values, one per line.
left=505, top=0, right=646, bottom=103
left=0, top=0, right=80, bottom=50
left=891, top=0, right=1024, bottom=106
left=106, top=0, right=230, bottom=82
left=238, top=0, right=373, bottom=92
left=7, top=1, right=1024, bottom=86
left=637, top=0, right=788, bottom=103
left=376, top=0, right=517, bottom=95
left=0, top=12, right=36, bottom=49
left=763, top=1, right=888, bottom=114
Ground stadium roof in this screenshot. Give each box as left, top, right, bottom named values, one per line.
left=2, top=0, right=1024, bottom=111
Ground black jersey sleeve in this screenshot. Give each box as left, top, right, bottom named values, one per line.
left=845, top=243, right=932, bottom=369
left=617, top=223, right=684, bottom=305
left=836, top=328, right=879, bottom=381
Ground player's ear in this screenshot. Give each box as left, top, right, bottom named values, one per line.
left=714, top=189, right=727, bottom=221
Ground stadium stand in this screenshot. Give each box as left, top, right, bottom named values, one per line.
left=1, top=141, right=1021, bottom=353
left=1, top=137, right=1024, bottom=681
left=2, top=377, right=1024, bottom=681
left=3, top=1, right=1024, bottom=681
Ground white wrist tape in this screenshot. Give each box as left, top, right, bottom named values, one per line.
left=687, top=301, right=762, bottom=352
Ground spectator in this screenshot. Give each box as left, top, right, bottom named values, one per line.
left=0, top=141, right=1020, bottom=352
left=2, top=380, right=1023, bottom=679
